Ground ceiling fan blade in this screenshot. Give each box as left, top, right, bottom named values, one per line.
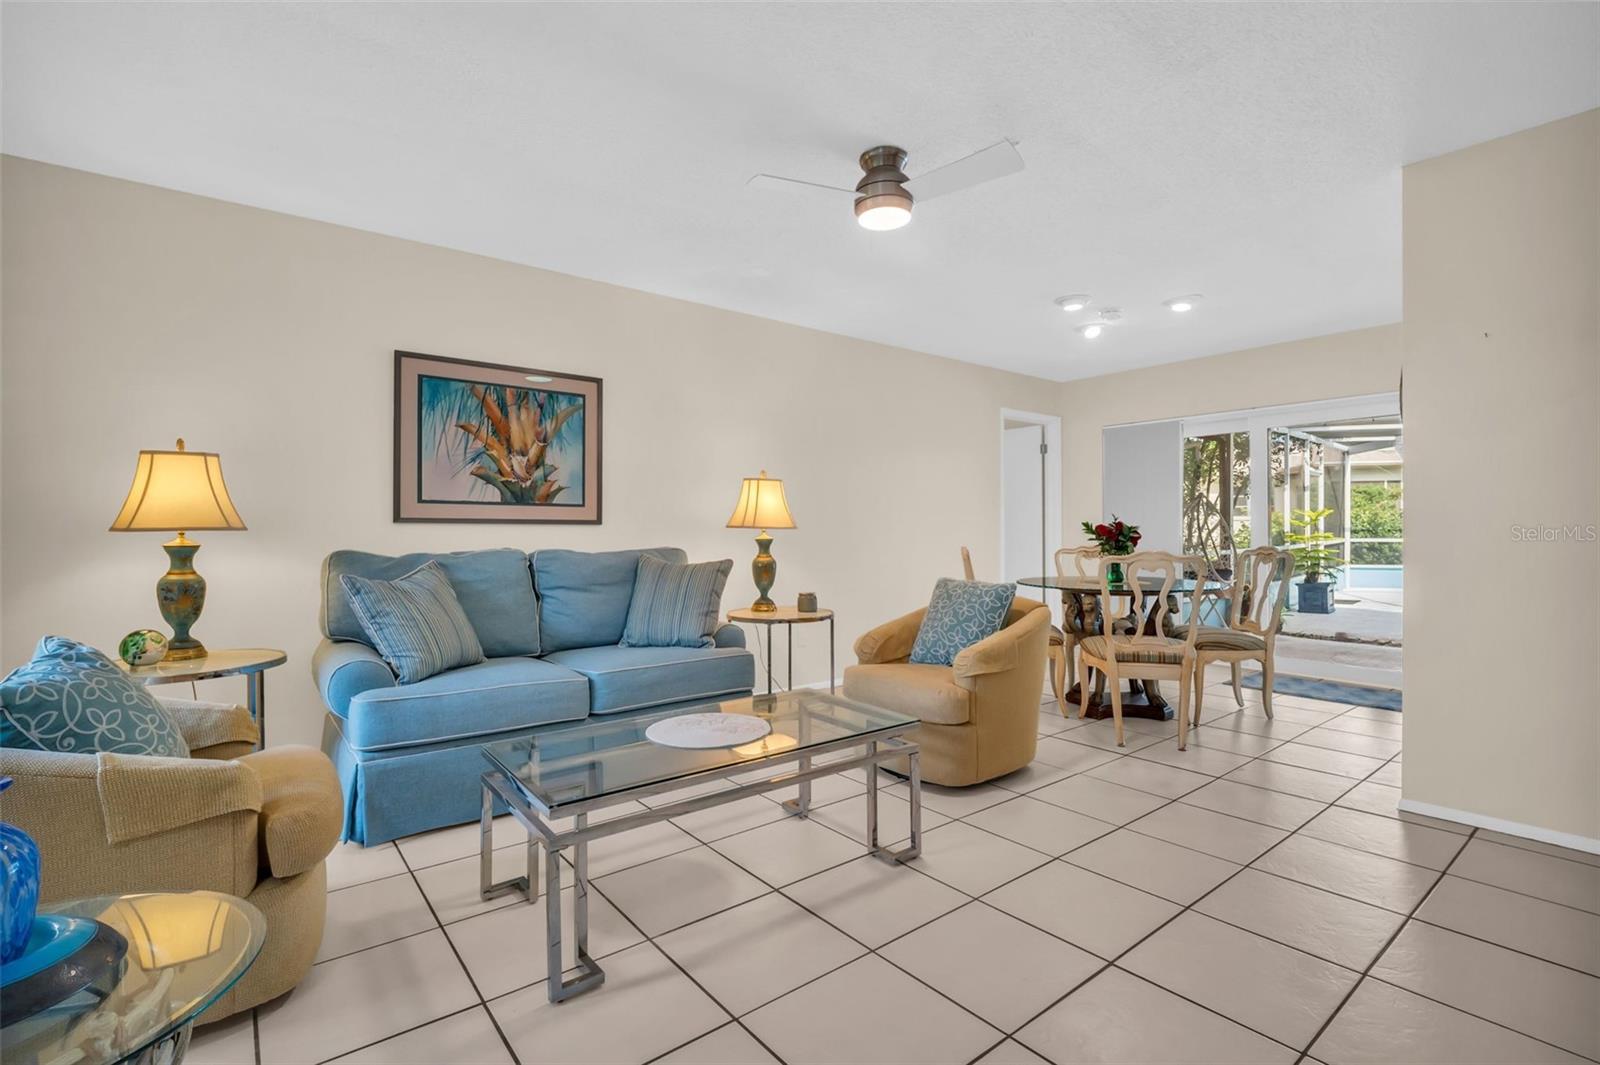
left=746, top=173, right=858, bottom=200
left=903, top=140, right=1024, bottom=201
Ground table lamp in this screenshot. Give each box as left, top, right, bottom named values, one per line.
left=725, top=470, right=796, bottom=613
left=109, top=439, right=246, bottom=661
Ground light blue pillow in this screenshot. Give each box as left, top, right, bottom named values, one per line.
left=621, top=556, right=733, bottom=648
left=341, top=560, right=486, bottom=684
left=0, top=636, right=189, bottom=757
left=909, top=578, right=1016, bottom=666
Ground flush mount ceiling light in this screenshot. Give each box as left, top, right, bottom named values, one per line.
left=853, top=146, right=914, bottom=231
left=1055, top=294, right=1091, bottom=313
left=1164, top=294, right=1203, bottom=313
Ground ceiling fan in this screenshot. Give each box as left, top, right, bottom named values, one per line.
left=748, top=140, right=1025, bottom=231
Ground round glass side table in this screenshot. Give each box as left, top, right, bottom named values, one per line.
left=1, top=890, right=265, bottom=1065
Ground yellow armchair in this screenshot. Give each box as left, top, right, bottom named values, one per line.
left=845, top=599, right=1050, bottom=786
left=0, top=698, right=341, bottom=1022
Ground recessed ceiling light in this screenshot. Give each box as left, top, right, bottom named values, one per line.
left=1055, top=294, right=1090, bottom=313
left=524, top=374, right=554, bottom=383
left=1077, top=323, right=1104, bottom=340
left=1164, top=294, right=1203, bottom=313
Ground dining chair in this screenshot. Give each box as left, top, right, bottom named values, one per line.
left=962, top=546, right=1070, bottom=717
left=1052, top=545, right=1102, bottom=708
left=1076, top=551, right=1208, bottom=750
left=1191, top=546, right=1295, bottom=725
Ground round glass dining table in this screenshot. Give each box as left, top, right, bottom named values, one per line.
left=1017, top=575, right=1223, bottom=722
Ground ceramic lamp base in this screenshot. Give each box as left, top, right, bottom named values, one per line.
left=750, top=532, right=778, bottom=612
left=158, top=535, right=208, bottom=660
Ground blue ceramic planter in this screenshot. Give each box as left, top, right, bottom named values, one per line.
left=0, top=777, right=42, bottom=965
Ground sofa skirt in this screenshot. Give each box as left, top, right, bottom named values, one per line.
left=322, top=689, right=755, bottom=845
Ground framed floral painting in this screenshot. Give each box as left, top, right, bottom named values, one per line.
left=394, top=350, right=602, bottom=523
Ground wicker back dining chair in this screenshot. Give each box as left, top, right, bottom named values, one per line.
left=1076, top=551, right=1209, bottom=750
left=961, top=546, right=1070, bottom=716
left=1191, top=546, right=1295, bottom=725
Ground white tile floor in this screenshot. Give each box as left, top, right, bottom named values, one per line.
left=190, top=676, right=1600, bottom=1065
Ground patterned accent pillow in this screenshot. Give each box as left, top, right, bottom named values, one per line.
left=620, top=556, right=734, bottom=649
left=0, top=636, right=189, bottom=757
left=909, top=578, right=1017, bottom=667
left=340, top=560, right=486, bottom=684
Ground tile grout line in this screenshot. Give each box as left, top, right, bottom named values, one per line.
left=386, top=839, right=522, bottom=1065
left=315, top=694, right=1592, bottom=1065
left=1289, top=826, right=1479, bottom=1065
left=1002, top=737, right=1361, bottom=1061
left=997, top=697, right=1421, bottom=1062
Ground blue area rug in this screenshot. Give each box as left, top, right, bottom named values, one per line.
left=1241, top=672, right=1401, bottom=711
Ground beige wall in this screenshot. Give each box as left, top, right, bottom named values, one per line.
left=1058, top=325, right=1404, bottom=533
left=0, top=157, right=1058, bottom=750
left=1401, top=109, right=1600, bottom=844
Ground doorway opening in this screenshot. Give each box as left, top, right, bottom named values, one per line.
left=999, top=409, right=1062, bottom=615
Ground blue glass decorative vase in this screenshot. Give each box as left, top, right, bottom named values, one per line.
left=0, top=776, right=41, bottom=965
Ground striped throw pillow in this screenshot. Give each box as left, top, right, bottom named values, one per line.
left=620, top=556, right=733, bottom=649
left=340, top=560, right=486, bottom=684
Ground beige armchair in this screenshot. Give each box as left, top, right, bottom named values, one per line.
left=844, top=598, right=1051, bottom=786
left=0, top=699, right=341, bottom=1022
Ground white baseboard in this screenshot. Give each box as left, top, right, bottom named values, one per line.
left=1397, top=798, right=1600, bottom=856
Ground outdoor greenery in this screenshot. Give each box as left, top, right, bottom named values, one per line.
left=1182, top=433, right=1249, bottom=568
left=1350, top=483, right=1404, bottom=563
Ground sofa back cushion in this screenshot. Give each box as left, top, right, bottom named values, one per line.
left=323, top=548, right=539, bottom=657
left=1, top=636, right=189, bottom=757
left=532, top=547, right=686, bottom=653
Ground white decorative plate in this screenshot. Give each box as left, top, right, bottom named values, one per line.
left=645, top=712, right=772, bottom=749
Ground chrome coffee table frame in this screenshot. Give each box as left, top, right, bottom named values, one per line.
left=479, top=719, right=921, bottom=1004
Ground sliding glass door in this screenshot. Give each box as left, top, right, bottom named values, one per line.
left=1182, top=431, right=1250, bottom=575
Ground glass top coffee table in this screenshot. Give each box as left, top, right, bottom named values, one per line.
left=478, top=690, right=922, bottom=1002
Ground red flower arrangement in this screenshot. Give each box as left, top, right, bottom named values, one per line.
left=1081, top=515, right=1142, bottom=556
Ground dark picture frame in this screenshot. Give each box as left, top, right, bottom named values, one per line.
left=393, top=350, right=603, bottom=524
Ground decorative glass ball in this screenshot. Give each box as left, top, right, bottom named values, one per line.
left=118, top=629, right=169, bottom=667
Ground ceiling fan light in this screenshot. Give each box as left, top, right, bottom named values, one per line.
left=855, top=197, right=912, bottom=231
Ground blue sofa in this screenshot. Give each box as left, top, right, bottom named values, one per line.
left=314, top=546, right=754, bottom=844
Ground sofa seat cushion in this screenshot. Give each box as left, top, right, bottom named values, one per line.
left=541, top=645, right=754, bottom=715
left=341, top=657, right=589, bottom=752
left=842, top=663, right=972, bottom=726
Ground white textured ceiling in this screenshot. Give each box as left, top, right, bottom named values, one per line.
left=4, top=3, right=1597, bottom=381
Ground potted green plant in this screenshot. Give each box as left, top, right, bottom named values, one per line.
left=1285, top=507, right=1343, bottom=614
left=1081, top=516, right=1141, bottom=585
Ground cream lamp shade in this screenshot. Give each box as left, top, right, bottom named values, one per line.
left=725, top=470, right=796, bottom=530
left=109, top=440, right=246, bottom=533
